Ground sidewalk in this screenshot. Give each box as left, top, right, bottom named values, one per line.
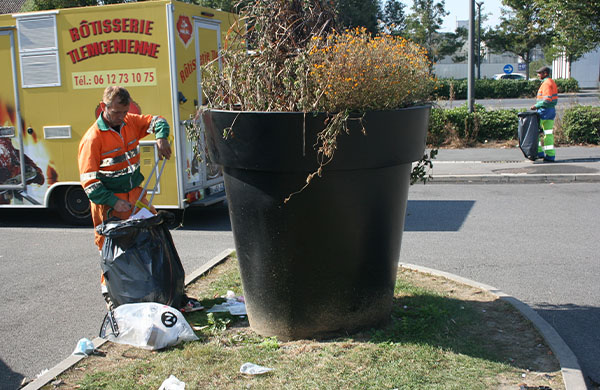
left=426, top=146, right=600, bottom=184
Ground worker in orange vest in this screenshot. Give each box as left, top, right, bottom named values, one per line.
left=78, top=86, right=171, bottom=250
left=79, top=86, right=167, bottom=308
left=530, top=66, right=558, bottom=162
left=78, top=86, right=203, bottom=313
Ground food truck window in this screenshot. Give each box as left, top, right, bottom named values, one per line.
left=14, top=12, right=61, bottom=88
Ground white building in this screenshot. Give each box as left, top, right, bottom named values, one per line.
left=434, top=19, right=535, bottom=79
left=553, top=49, right=600, bottom=89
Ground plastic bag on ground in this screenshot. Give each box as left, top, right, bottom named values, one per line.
left=240, top=362, right=274, bottom=375
left=97, top=211, right=185, bottom=308
left=72, top=338, right=95, bottom=356
left=102, top=302, right=198, bottom=350
left=159, top=375, right=185, bottom=390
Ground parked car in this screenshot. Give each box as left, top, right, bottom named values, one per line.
left=493, top=73, right=527, bottom=80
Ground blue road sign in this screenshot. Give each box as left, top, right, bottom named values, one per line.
left=503, top=64, right=514, bottom=74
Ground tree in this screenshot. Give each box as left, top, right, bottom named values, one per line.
left=443, top=27, right=467, bottom=63
left=381, top=0, right=407, bottom=35
left=24, top=0, right=132, bottom=11
left=25, top=0, right=97, bottom=10
left=406, top=0, right=447, bottom=50
left=475, top=3, right=490, bottom=77
left=335, top=0, right=381, bottom=34
left=537, top=0, right=600, bottom=76
left=191, top=0, right=241, bottom=12
left=484, top=0, right=550, bottom=79
left=405, top=0, right=466, bottom=64
left=25, top=0, right=243, bottom=11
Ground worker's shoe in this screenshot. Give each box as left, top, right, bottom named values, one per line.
left=180, top=297, right=204, bottom=313
left=537, top=152, right=545, bottom=160
left=543, top=156, right=555, bottom=162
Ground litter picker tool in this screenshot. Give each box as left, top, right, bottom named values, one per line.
left=132, top=147, right=169, bottom=215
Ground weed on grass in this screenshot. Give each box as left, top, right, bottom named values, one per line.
left=49, top=256, right=563, bottom=390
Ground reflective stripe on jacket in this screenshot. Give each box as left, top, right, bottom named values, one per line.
left=535, top=77, right=558, bottom=109
left=78, top=113, right=169, bottom=207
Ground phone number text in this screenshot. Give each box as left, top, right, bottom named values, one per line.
left=72, top=68, right=157, bottom=89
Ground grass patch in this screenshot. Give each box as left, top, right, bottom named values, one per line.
left=49, top=255, right=563, bottom=390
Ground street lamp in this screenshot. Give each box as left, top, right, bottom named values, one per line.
left=468, top=0, right=475, bottom=112
left=476, top=2, right=483, bottom=79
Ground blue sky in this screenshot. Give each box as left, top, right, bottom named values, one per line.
left=397, top=0, right=504, bottom=32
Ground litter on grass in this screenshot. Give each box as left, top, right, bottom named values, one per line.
left=240, top=362, right=274, bottom=375
left=207, top=290, right=246, bottom=315
left=72, top=338, right=95, bottom=357
left=102, top=303, right=198, bottom=350
left=159, top=375, right=186, bottom=390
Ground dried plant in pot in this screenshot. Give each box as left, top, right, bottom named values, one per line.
left=191, top=0, right=435, bottom=340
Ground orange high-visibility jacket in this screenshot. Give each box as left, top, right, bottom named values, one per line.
left=535, top=77, right=558, bottom=109
left=78, top=113, right=169, bottom=208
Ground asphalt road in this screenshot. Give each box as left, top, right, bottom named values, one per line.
left=1, top=183, right=599, bottom=389
left=401, top=183, right=600, bottom=387
left=0, top=204, right=234, bottom=390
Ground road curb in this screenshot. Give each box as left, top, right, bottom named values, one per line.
left=400, top=262, right=587, bottom=390
left=184, top=248, right=236, bottom=286
left=430, top=173, right=600, bottom=184
left=20, top=248, right=236, bottom=390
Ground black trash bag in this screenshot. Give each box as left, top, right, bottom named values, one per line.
left=97, top=211, right=185, bottom=309
left=518, top=110, right=541, bottom=161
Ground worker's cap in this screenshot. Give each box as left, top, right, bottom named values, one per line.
left=536, top=66, right=551, bottom=74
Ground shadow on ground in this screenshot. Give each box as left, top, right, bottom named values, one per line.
left=0, top=358, right=24, bottom=390
left=364, top=294, right=558, bottom=375
left=1, top=200, right=472, bottom=233
left=170, top=203, right=231, bottom=232
left=535, top=303, right=600, bottom=389
left=0, top=203, right=232, bottom=231
left=404, top=200, right=475, bottom=232
left=0, top=208, right=71, bottom=228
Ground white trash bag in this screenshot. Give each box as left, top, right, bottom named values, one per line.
left=101, top=302, right=198, bottom=350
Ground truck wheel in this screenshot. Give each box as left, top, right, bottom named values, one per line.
left=57, top=186, right=92, bottom=226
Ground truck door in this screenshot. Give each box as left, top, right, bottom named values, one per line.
left=0, top=28, right=31, bottom=205
left=178, top=17, right=224, bottom=205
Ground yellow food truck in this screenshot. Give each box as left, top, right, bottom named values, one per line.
left=0, top=0, right=235, bottom=224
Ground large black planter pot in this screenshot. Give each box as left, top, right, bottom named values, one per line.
left=202, top=106, right=430, bottom=340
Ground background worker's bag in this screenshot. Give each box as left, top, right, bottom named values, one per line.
left=518, top=110, right=541, bottom=161
left=97, top=211, right=185, bottom=308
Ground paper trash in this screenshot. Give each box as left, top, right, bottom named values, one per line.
left=129, top=208, right=154, bottom=220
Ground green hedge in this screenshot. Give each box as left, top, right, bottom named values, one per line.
left=556, top=78, right=580, bottom=93
left=433, top=78, right=579, bottom=100
left=429, top=104, right=600, bottom=146
left=562, top=106, right=600, bottom=144
left=428, top=105, right=519, bottom=146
